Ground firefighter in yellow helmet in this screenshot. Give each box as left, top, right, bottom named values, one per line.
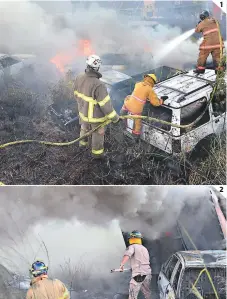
left=120, top=73, right=163, bottom=137
left=74, top=54, right=119, bottom=159
left=119, top=231, right=152, bottom=299
left=26, top=260, right=70, bottom=299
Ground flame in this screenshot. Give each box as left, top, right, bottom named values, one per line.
left=78, top=40, right=94, bottom=56
left=50, top=39, right=94, bottom=73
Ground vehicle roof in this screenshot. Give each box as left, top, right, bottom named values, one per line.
left=154, top=69, right=216, bottom=108
left=100, top=70, right=132, bottom=85
left=177, top=250, right=226, bottom=267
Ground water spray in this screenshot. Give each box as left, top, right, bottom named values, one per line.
left=155, top=28, right=195, bottom=63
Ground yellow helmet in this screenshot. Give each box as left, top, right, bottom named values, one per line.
left=144, top=73, right=157, bottom=83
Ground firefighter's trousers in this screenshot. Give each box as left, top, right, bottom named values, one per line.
left=79, top=123, right=105, bottom=156
left=120, top=107, right=142, bottom=135
left=128, top=275, right=152, bottom=299
left=197, top=48, right=222, bottom=70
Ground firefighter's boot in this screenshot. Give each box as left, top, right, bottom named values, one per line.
left=193, top=68, right=205, bottom=74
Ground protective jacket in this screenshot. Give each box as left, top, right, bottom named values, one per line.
left=74, top=69, right=118, bottom=124
left=195, top=18, right=224, bottom=50
left=26, top=275, right=70, bottom=299
left=123, top=79, right=162, bottom=115
left=124, top=244, right=152, bottom=277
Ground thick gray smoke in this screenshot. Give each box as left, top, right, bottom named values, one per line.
left=0, top=186, right=212, bottom=241
left=0, top=0, right=201, bottom=75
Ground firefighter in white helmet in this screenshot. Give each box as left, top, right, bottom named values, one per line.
left=26, top=260, right=70, bottom=299
left=119, top=231, right=152, bottom=299
left=74, top=54, right=119, bottom=159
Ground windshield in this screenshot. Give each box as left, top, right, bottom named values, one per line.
left=181, top=267, right=226, bottom=299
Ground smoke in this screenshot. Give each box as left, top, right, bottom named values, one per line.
left=0, top=0, right=205, bottom=77
left=0, top=185, right=213, bottom=246
left=0, top=185, right=221, bottom=292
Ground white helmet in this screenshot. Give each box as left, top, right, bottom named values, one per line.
left=86, top=54, right=102, bottom=71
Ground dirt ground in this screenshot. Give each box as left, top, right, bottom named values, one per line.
left=0, top=77, right=226, bottom=185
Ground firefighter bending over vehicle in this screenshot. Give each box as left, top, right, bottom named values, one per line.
left=120, top=74, right=164, bottom=137
left=26, top=260, right=70, bottom=299
left=194, top=10, right=225, bottom=74
left=74, top=54, right=119, bottom=159
left=119, top=231, right=152, bottom=299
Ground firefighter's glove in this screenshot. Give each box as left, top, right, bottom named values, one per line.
left=119, top=264, right=124, bottom=272
left=161, top=96, right=168, bottom=101
left=112, top=115, right=120, bottom=124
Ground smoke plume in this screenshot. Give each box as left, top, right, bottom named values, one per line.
left=0, top=0, right=207, bottom=76
left=0, top=185, right=212, bottom=243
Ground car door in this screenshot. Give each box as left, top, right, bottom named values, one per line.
left=210, top=102, right=226, bottom=136
left=158, top=255, right=179, bottom=299
left=140, top=105, right=174, bottom=154
left=180, top=97, right=214, bottom=152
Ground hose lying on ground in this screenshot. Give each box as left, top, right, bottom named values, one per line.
left=0, top=78, right=218, bottom=150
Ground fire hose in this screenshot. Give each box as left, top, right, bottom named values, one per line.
left=110, top=268, right=131, bottom=273
left=0, top=82, right=219, bottom=151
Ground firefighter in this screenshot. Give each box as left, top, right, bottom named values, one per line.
left=120, top=74, right=164, bottom=137
left=194, top=10, right=225, bottom=74
left=119, top=231, right=152, bottom=299
left=26, top=260, right=70, bottom=299
left=74, top=54, right=119, bottom=159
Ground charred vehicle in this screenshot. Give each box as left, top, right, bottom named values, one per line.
left=158, top=250, right=226, bottom=299
left=0, top=54, right=36, bottom=81
left=112, top=67, right=226, bottom=166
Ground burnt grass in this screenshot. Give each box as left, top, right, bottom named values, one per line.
left=0, top=78, right=226, bottom=185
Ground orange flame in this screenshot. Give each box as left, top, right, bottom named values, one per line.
left=50, top=39, right=94, bottom=73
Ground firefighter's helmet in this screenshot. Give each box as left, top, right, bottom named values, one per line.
left=200, top=10, right=209, bottom=21
left=30, top=260, right=48, bottom=277
left=129, top=230, right=143, bottom=239
left=144, top=73, right=157, bottom=83
left=86, top=54, right=102, bottom=71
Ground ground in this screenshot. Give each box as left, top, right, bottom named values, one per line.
left=0, top=75, right=226, bottom=185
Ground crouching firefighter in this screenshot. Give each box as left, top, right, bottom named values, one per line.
left=194, top=10, right=225, bottom=74
left=119, top=231, right=152, bottom=299
left=74, top=54, right=119, bottom=159
left=120, top=74, right=163, bottom=137
left=26, top=260, right=70, bottom=299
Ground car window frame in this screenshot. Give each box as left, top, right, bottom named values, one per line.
left=179, top=96, right=211, bottom=135
left=170, top=260, right=183, bottom=296
left=164, top=254, right=179, bottom=281
left=142, top=104, right=173, bottom=133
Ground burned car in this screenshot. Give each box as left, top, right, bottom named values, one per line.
left=158, top=250, right=226, bottom=299
left=119, top=68, right=226, bottom=157
left=0, top=54, right=36, bottom=82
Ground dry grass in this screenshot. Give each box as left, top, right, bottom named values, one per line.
left=0, top=74, right=226, bottom=185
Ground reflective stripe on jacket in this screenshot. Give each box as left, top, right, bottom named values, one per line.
left=195, top=18, right=224, bottom=50
left=123, top=80, right=162, bottom=115
left=74, top=69, right=118, bottom=123
left=26, top=275, right=70, bottom=299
